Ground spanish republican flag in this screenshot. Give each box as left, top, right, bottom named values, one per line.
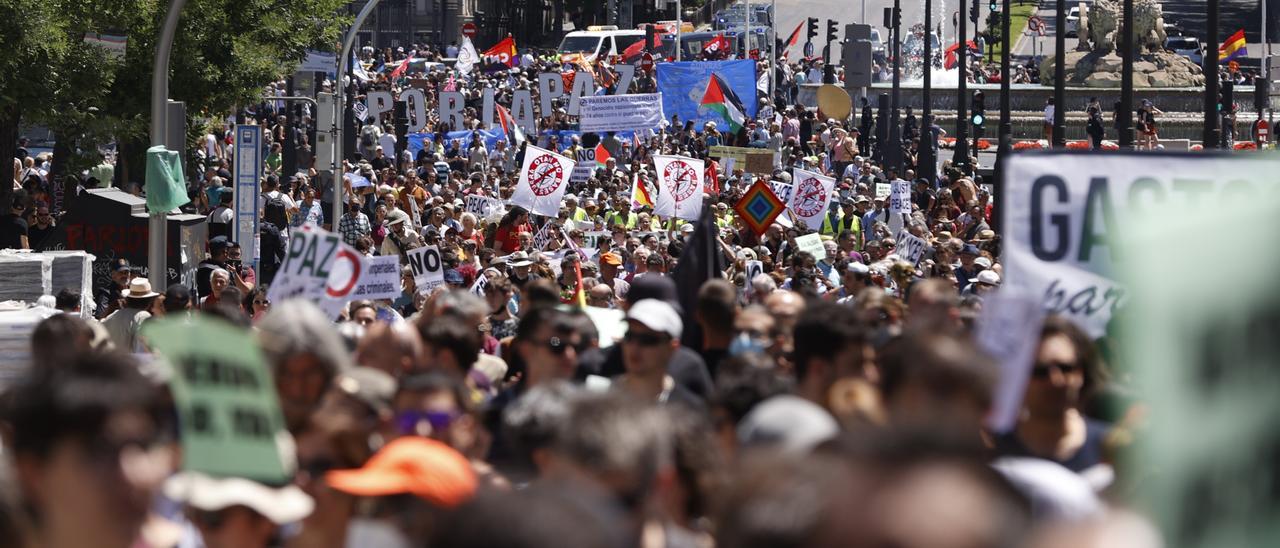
left=1220, top=29, right=1247, bottom=62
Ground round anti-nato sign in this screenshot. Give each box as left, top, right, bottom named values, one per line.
left=792, top=176, right=826, bottom=217
left=665, top=160, right=698, bottom=201
left=527, top=154, right=564, bottom=196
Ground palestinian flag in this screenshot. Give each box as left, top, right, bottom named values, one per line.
left=701, top=73, right=747, bottom=132
left=781, top=21, right=803, bottom=60
left=496, top=103, right=525, bottom=146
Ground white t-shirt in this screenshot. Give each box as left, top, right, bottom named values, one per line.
left=1044, top=105, right=1055, bottom=123
left=259, top=190, right=298, bottom=219
left=378, top=134, right=398, bottom=158
left=204, top=134, right=219, bottom=158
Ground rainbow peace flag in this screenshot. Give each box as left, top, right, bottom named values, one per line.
left=1220, top=29, right=1247, bottom=62
left=734, top=179, right=786, bottom=237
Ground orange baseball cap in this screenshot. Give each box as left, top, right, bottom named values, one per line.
left=326, top=437, right=477, bottom=508
left=601, top=252, right=623, bottom=266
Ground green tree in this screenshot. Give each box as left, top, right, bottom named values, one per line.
left=1, top=0, right=349, bottom=206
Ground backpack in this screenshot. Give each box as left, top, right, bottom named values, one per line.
left=360, top=126, right=377, bottom=149
left=262, top=192, right=289, bottom=229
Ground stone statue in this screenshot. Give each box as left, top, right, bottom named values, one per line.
left=1041, top=0, right=1204, bottom=88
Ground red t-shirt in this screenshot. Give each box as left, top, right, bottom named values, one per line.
left=495, top=223, right=531, bottom=252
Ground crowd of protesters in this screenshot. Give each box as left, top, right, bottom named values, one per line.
left=0, top=42, right=1158, bottom=548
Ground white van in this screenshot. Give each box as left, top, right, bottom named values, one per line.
left=558, top=26, right=647, bottom=64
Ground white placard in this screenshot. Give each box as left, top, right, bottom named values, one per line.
left=890, top=180, right=911, bottom=215
left=653, top=155, right=705, bottom=221
left=895, top=229, right=928, bottom=266
left=788, top=168, right=835, bottom=232
left=345, top=255, right=402, bottom=301
left=578, top=93, right=666, bottom=133
left=1004, top=152, right=1280, bottom=336
left=794, top=233, right=826, bottom=261
left=406, top=245, right=445, bottom=293
left=511, top=145, right=574, bottom=218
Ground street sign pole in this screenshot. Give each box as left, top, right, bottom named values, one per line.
left=333, top=0, right=382, bottom=229
left=921, top=0, right=935, bottom=183
left=148, top=0, right=188, bottom=290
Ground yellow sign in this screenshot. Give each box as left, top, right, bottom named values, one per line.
left=817, top=84, right=852, bottom=120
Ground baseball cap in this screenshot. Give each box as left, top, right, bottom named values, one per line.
left=960, top=244, right=980, bottom=256
left=326, top=437, right=477, bottom=507
left=846, top=261, right=871, bottom=276
left=737, top=395, right=838, bottom=454
left=600, top=252, right=622, bottom=266
left=111, top=258, right=132, bottom=273
left=208, top=236, right=231, bottom=254
left=976, top=269, right=1001, bottom=286
left=626, top=299, right=683, bottom=339
left=974, top=256, right=993, bottom=269
left=444, top=269, right=465, bottom=285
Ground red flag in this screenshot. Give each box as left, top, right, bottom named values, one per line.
left=703, top=34, right=731, bottom=56
left=389, top=55, right=412, bottom=79
left=622, top=32, right=666, bottom=63
left=481, top=35, right=518, bottom=72
left=594, top=143, right=611, bottom=167
left=496, top=103, right=525, bottom=146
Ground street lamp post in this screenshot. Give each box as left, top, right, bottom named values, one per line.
left=954, top=0, right=970, bottom=164
left=1052, top=0, right=1066, bottom=147
left=998, top=0, right=1011, bottom=154
left=921, top=0, right=935, bottom=182
left=888, top=0, right=903, bottom=172
left=1119, top=0, right=1134, bottom=148
left=333, top=0, right=383, bottom=229
left=1204, top=0, right=1221, bottom=148
left=147, top=0, right=188, bottom=289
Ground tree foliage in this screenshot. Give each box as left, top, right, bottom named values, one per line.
left=0, top=0, right=349, bottom=175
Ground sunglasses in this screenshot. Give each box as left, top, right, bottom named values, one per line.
left=395, top=410, right=460, bottom=435
left=1031, top=361, right=1081, bottom=379
left=623, top=331, right=669, bottom=347
left=544, top=336, right=582, bottom=355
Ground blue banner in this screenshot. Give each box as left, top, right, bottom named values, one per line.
left=656, top=60, right=759, bottom=131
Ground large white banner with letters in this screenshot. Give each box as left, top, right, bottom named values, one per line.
left=1004, top=152, right=1279, bottom=336
left=578, top=93, right=665, bottom=133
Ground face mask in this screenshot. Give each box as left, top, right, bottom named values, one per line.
left=729, top=332, right=768, bottom=356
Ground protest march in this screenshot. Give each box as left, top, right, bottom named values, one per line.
left=1, top=1, right=1278, bottom=547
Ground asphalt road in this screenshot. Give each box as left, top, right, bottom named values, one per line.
left=770, top=0, right=983, bottom=63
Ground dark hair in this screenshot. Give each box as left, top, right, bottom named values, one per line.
left=31, top=315, right=96, bottom=371
left=1040, top=315, right=1107, bottom=398
left=399, top=371, right=472, bottom=413
left=163, top=284, right=192, bottom=313
left=3, top=352, right=165, bottom=459
left=791, top=302, right=867, bottom=382
left=54, top=288, right=81, bottom=311
left=878, top=332, right=997, bottom=413
left=696, top=279, right=737, bottom=334
left=555, top=393, right=670, bottom=511
left=418, top=319, right=481, bottom=374
left=515, top=306, right=577, bottom=343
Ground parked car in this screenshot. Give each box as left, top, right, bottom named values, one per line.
left=1065, top=7, right=1082, bottom=37
left=1165, top=35, right=1203, bottom=64
left=1163, top=21, right=1185, bottom=37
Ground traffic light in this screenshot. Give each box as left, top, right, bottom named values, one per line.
left=827, top=19, right=839, bottom=43
left=989, top=0, right=998, bottom=12
left=1256, top=77, right=1270, bottom=111
left=970, top=0, right=980, bottom=23
left=807, top=17, right=818, bottom=43
left=971, top=91, right=986, bottom=128
left=1219, top=80, right=1234, bottom=112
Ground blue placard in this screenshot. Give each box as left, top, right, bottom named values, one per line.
left=233, top=125, right=262, bottom=270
